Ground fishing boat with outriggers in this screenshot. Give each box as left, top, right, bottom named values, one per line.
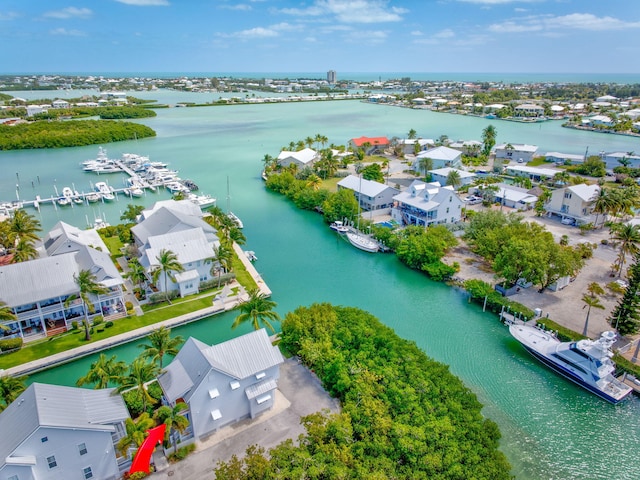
left=509, top=322, right=632, bottom=404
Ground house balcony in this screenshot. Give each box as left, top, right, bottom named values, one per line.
left=544, top=206, right=593, bottom=224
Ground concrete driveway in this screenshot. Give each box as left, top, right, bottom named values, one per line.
left=149, top=358, right=340, bottom=480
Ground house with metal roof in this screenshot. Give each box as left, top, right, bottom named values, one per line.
left=473, top=183, right=538, bottom=210
left=0, top=223, right=125, bottom=342
left=495, top=143, right=539, bottom=163
left=544, top=152, right=586, bottom=165
left=545, top=184, right=601, bottom=226
left=0, top=383, right=130, bottom=480
left=397, top=138, right=435, bottom=155
left=131, top=200, right=221, bottom=298
left=391, top=180, right=463, bottom=227
left=415, top=146, right=463, bottom=169
left=276, top=148, right=318, bottom=169
left=428, top=167, right=476, bottom=189
left=504, top=165, right=558, bottom=181
left=337, top=175, right=399, bottom=211
left=157, top=329, right=284, bottom=441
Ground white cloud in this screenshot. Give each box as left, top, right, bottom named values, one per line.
left=50, top=28, right=86, bottom=36
left=43, top=7, right=92, bottom=19
left=345, top=29, right=388, bottom=44
left=458, top=0, right=539, bottom=4
left=434, top=29, right=455, bottom=39
left=114, top=0, right=170, bottom=6
left=280, top=0, right=406, bottom=24
left=220, top=22, right=298, bottom=40
left=489, top=13, right=640, bottom=33
left=0, top=11, right=20, bottom=21
left=219, top=4, right=252, bottom=11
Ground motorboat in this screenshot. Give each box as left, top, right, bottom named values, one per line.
left=187, top=193, right=216, bottom=209
left=228, top=212, right=243, bottom=229
left=58, top=187, right=74, bottom=206
left=85, top=192, right=100, bottom=203
left=93, top=217, right=110, bottom=230
left=509, top=323, right=633, bottom=404
left=245, top=250, right=258, bottom=262
left=166, top=181, right=190, bottom=194
left=72, top=190, right=84, bottom=204
left=125, top=187, right=144, bottom=197
left=182, top=179, right=199, bottom=191
left=330, top=220, right=349, bottom=234
left=346, top=231, right=379, bottom=253
left=94, top=182, right=115, bottom=201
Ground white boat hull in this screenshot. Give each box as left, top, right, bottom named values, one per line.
left=346, top=232, right=379, bottom=253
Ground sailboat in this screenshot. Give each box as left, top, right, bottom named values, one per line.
left=226, top=176, right=243, bottom=228
left=346, top=175, right=379, bottom=253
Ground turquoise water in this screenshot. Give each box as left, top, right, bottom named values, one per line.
left=2, top=96, right=640, bottom=480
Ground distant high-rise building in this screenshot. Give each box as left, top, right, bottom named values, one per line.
left=327, top=70, right=337, bottom=84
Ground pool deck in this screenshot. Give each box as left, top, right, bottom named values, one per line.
left=0, top=242, right=269, bottom=378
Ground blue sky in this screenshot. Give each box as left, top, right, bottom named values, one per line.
left=1, top=0, right=639, bottom=74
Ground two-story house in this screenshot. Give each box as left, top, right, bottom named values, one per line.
left=0, top=383, right=130, bottom=480
left=545, top=184, right=601, bottom=226
left=391, top=180, right=463, bottom=227
left=157, top=329, right=284, bottom=441
left=337, top=175, right=399, bottom=212
left=348, top=136, right=390, bottom=155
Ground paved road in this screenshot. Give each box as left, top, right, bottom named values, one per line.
left=149, top=358, right=340, bottom=480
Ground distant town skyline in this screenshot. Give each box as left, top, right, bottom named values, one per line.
left=2, top=0, right=639, bottom=74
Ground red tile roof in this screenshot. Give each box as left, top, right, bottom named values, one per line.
left=350, top=136, right=390, bottom=147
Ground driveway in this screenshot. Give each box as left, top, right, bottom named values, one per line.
left=149, top=358, right=340, bottom=480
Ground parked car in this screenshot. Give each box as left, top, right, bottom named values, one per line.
left=561, top=217, right=574, bottom=225
left=464, top=195, right=482, bottom=205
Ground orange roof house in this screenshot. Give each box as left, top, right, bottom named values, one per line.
left=349, top=136, right=390, bottom=154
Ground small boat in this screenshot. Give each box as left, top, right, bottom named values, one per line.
left=72, top=190, right=84, bottom=204
left=509, top=323, right=633, bottom=404
left=94, top=182, right=115, bottom=201
left=245, top=250, right=258, bottom=262
left=228, top=212, right=243, bottom=229
left=330, top=220, right=349, bottom=234
left=125, top=187, right=144, bottom=197
left=182, top=179, right=199, bottom=191
left=346, top=231, right=379, bottom=253
left=166, top=181, right=190, bottom=194
left=93, top=217, right=110, bottom=230
left=58, top=187, right=74, bottom=206
left=57, top=196, right=71, bottom=207
left=85, top=192, right=100, bottom=203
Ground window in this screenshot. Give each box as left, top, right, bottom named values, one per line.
left=255, top=372, right=266, bottom=380
left=78, top=443, right=88, bottom=455
left=83, top=466, right=93, bottom=479
left=564, top=192, right=572, bottom=199
left=211, top=409, right=222, bottom=421
left=208, top=388, right=220, bottom=399
left=47, top=455, right=57, bottom=469
left=230, top=381, right=240, bottom=390
left=41, top=436, right=48, bottom=443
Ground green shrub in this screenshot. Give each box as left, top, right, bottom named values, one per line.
left=71, top=320, right=79, bottom=330
left=125, top=301, right=133, bottom=311
left=168, top=443, right=196, bottom=463
left=105, top=321, right=114, bottom=328
left=463, top=279, right=535, bottom=320
left=148, top=290, right=179, bottom=304
left=0, top=337, right=23, bottom=352
left=127, top=471, right=149, bottom=480
left=92, top=317, right=103, bottom=327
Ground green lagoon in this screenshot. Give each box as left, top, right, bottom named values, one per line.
left=1, top=93, right=639, bottom=479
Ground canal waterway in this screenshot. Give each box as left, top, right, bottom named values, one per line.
left=1, top=93, right=639, bottom=480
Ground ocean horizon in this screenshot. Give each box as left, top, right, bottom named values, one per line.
left=2, top=71, right=639, bottom=84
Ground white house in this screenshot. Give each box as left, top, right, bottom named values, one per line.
left=504, top=165, right=559, bottom=182
left=51, top=99, right=70, bottom=109
left=131, top=200, right=221, bottom=298
left=391, top=180, right=463, bottom=227
left=448, top=140, right=482, bottom=155
left=397, top=138, right=435, bottom=155
left=474, top=183, right=538, bottom=210
left=495, top=143, right=539, bottom=163
left=415, top=146, right=463, bottom=169
left=157, top=329, right=284, bottom=441
left=545, top=152, right=585, bottom=165
left=545, top=184, right=601, bottom=225
left=0, top=383, right=130, bottom=480
left=585, top=115, right=613, bottom=127
left=514, top=104, right=545, bottom=117
left=602, top=152, right=640, bottom=169
left=428, top=167, right=476, bottom=189
left=26, top=105, right=48, bottom=117
left=337, top=175, right=399, bottom=211
left=276, top=148, right=318, bottom=169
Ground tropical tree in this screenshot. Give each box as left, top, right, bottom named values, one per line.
left=212, top=242, right=234, bottom=287
left=306, top=173, right=322, bottom=190
left=304, top=136, right=314, bottom=149
left=76, top=353, right=127, bottom=389
left=0, top=374, right=27, bottom=411
left=417, top=156, right=433, bottom=179
left=116, top=357, right=160, bottom=412
left=125, top=258, right=148, bottom=294
left=232, top=288, right=280, bottom=333
left=446, top=169, right=462, bottom=189
left=609, top=223, right=640, bottom=277
left=8, top=209, right=41, bottom=246
left=582, top=282, right=605, bottom=336
left=608, top=252, right=640, bottom=335
left=151, top=249, right=184, bottom=304
left=117, top=412, right=155, bottom=459
left=591, top=187, right=614, bottom=228
left=120, top=204, right=145, bottom=223
left=0, top=300, right=16, bottom=331
left=408, top=128, right=417, bottom=139
left=64, top=269, right=109, bottom=341
left=11, top=238, right=38, bottom=263
left=139, top=326, right=184, bottom=369
left=553, top=170, right=571, bottom=186
left=481, top=125, right=497, bottom=157
left=154, top=402, right=189, bottom=452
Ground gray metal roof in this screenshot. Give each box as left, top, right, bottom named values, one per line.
left=417, top=146, right=462, bottom=161
left=145, top=229, right=217, bottom=267
left=337, top=175, right=398, bottom=198
left=74, top=245, right=124, bottom=288
left=43, top=221, right=108, bottom=256
left=158, top=359, right=194, bottom=403
left=132, top=206, right=217, bottom=247
left=0, top=383, right=129, bottom=465
left=245, top=378, right=278, bottom=400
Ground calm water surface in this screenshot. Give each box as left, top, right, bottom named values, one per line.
left=2, top=96, right=639, bottom=480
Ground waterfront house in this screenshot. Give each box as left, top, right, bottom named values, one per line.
left=415, top=146, right=463, bottom=169
left=348, top=136, right=390, bottom=155
left=0, top=383, right=130, bottom=480
left=0, top=223, right=125, bottom=341
left=157, top=329, right=284, bottom=441
left=495, top=143, right=539, bottom=163
left=51, top=99, right=70, bottom=109
left=448, top=140, right=482, bottom=156
left=545, top=152, right=585, bottom=165
left=337, top=175, right=399, bottom=212
left=544, top=184, right=601, bottom=226
left=602, top=152, right=640, bottom=170
left=514, top=104, right=545, bottom=117
left=504, top=165, right=558, bottom=182
left=428, top=167, right=476, bottom=189
left=391, top=180, right=463, bottom=227
left=585, top=115, right=613, bottom=127
left=131, top=200, right=220, bottom=298
left=276, top=148, right=318, bottom=169
left=397, top=138, right=434, bottom=155
left=472, top=183, right=538, bottom=210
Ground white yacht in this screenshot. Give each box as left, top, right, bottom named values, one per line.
left=509, top=323, right=633, bottom=404
left=330, top=220, right=349, bottom=234
left=94, top=182, right=115, bottom=201
left=346, top=231, right=379, bottom=253
left=187, top=193, right=216, bottom=209
left=228, top=212, right=243, bottom=229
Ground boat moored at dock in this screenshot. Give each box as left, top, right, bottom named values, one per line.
left=346, top=231, right=379, bottom=253
left=509, top=322, right=633, bottom=404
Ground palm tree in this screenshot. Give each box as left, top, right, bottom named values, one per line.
left=304, top=136, right=314, bottom=149
left=417, top=156, right=433, bottom=180
left=306, top=174, right=322, bottom=190
left=610, top=223, right=640, bottom=277
left=212, top=243, right=234, bottom=287
left=408, top=129, right=417, bottom=139
left=11, top=238, right=38, bottom=263
left=582, top=282, right=605, bottom=336
left=151, top=249, right=184, bottom=304
left=553, top=170, right=571, bottom=186
left=446, top=169, right=462, bottom=189
left=139, top=326, right=184, bottom=369
left=591, top=187, right=614, bottom=228
left=125, top=258, right=148, bottom=295
left=117, top=412, right=155, bottom=459
left=228, top=227, right=246, bottom=246
left=76, top=353, right=127, bottom=389
left=154, top=402, right=189, bottom=452
left=116, top=357, right=160, bottom=412
left=9, top=209, right=41, bottom=246
left=232, top=288, right=280, bottom=334
left=481, top=125, right=497, bottom=157
left=0, top=374, right=27, bottom=411
left=64, top=269, right=109, bottom=341
left=0, top=300, right=16, bottom=331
